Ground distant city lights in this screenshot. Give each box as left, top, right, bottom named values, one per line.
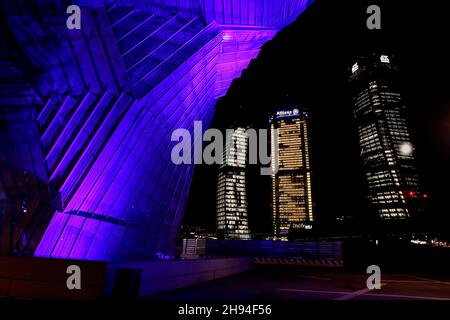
left=380, top=55, right=390, bottom=63
left=399, top=142, right=413, bottom=156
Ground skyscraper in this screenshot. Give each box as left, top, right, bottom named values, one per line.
left=270, top=108, right=314, bottom=239
left=350, top=53, right=423, bottom=219
left=216, top=127, right=251, bottom=240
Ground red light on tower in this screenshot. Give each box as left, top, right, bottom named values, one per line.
left=408, top=191, right=415, bottom=198
left=423, top=193, right=429, bottom=199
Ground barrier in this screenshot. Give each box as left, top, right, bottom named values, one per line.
left=254, top=257, right=344, bottom=267
left=0, top=256, right=253, bottom=299
left=108, top=257, right=254, bottom=297
left=182, top=239, right=343, bottom=260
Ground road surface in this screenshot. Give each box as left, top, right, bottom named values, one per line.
left=150, top=265, right=450, bottom=300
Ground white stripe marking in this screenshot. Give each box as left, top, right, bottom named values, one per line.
left=276, top=287, right=450, bottom=300
left=335, top=284, right=386, bottom=300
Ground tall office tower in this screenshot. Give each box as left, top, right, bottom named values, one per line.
left=216, top=127, right=251, bottom=240
left=270, top=108, right=314, bottom=239
left=350, top=53, right=423, bottom=219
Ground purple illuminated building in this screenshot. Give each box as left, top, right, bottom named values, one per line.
left=0, top=0, right=313, bottom=260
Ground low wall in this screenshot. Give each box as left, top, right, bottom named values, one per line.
left=108, top=257, right=254, bottom=297
left=0, top=256, right=107, bottom=300
left=182, top=239, right=343, bottom=260
left=0, top=256, right=254, bottom=299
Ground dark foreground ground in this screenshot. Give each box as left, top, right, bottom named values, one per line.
left=150, top=265, right=450, bottom=300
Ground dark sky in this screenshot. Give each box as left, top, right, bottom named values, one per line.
left=184, top=0, right=450, bottom=235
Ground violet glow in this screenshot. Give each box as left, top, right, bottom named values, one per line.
left=0, top=0, right=313, bottom=260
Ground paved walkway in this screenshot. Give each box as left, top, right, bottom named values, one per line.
left=150, top=265, right=450, bottom=300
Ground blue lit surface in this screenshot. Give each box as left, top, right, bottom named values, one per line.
left=0, top=0, right=313, bottom=260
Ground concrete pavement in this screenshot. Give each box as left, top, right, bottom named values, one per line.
left=150, top=265, right=450, bottom=300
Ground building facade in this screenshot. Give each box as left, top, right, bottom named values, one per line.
left=216, top=127, right=251, bottom=240
left=350, top=53, right=422, bottom=219
left=270, top=108, right=314, bottom=239
left=0, top=0, right=313, bottom=259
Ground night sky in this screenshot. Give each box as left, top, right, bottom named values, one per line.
left=184, top=0, right=450, bottom=236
